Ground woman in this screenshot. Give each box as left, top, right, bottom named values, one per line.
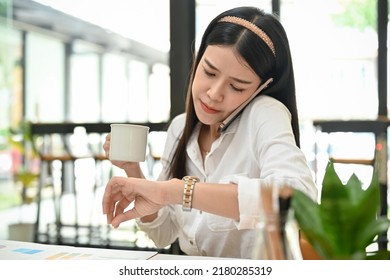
left=102, top=6, right=317, bottom=259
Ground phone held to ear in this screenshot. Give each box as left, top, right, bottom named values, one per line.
left=218, top=77, right=274, bottom=133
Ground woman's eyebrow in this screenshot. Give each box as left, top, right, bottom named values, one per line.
left=204, top=58, right=219, bottom=71
left=204, top=58, right=253, bottom=85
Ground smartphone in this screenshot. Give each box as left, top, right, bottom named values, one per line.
left=218, top=77, right=273, bottom=133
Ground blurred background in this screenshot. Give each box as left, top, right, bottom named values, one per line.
left=0, top=0, right=388, bottom=253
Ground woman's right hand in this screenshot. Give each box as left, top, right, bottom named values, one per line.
left=102, top=176, right=168, bottom=227
left=103, top=133, right=141, bottom=174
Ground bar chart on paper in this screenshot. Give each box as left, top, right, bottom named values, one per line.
left=0, top=240, right=158, bottom=260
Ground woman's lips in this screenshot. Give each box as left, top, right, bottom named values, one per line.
left=200, top=101, right=219, bottom=114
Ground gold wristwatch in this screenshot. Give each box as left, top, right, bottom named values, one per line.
left=182, top=176, right=200, bottom=212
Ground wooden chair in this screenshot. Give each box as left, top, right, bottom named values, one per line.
left=32, top=130, right=79, bottom=243
left=31, top=122, right=168, bottom=247
left=32, top=124, right=113, bottom=245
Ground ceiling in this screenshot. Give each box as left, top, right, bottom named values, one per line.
left=10, top=0, right=168, bottom=64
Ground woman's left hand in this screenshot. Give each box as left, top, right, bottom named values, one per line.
left=102, top=176, right=166, bottom=228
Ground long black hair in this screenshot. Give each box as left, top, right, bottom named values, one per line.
left=169, top=6, right=299, bottom=179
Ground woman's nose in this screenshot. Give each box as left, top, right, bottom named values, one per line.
left=207, top=83, right=224, bottom=102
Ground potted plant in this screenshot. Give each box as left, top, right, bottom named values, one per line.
left=292, top=160, right=390, bottom=259
left=7, top=121, right=39, bottom=241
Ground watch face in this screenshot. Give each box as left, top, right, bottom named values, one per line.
left=183, top=176, right=200, bottom=182
left=182, top=176, right=200, bottom=212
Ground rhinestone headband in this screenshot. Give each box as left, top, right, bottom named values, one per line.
left=218, top=16, right=276, bottom=57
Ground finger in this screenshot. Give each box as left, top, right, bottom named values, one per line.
left=102, top=177, right=128, bottom=216
left=103, top=134, right=111, bottom=154
left=111, top=208, right=141, bottom=228
left=102, top=179, right=116, bottom=215
left=105, top=197, right=116, bottom=224
left=114, top=196, right=134, bottom=217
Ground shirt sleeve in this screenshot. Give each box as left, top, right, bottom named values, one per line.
left=136, top=206, right=181, bottom=248
left=231, top=97, right=318, bottom=230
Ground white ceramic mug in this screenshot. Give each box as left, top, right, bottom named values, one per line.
left=109, top=124, right=150, bottom=162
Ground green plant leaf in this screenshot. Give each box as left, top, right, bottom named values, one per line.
left=292, top=189, right=333, bottom=258
left=356, top=217, right=390, bottom=250
left=345, top=173, right=366, bottom=204
left=366, top=250, right=390, bottom=260
left=321, top=161, right=348, bottom=201
left=293, top=160, right=390, bottom=259
left=319, top=162, right=358, bottom=256
left=14, top=171, right=38, bottom=187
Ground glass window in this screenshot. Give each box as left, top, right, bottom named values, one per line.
left=0, top=26, right=22, bottom=129
left=387, top=8, right=390, bottom=117
left=101, top=53, right=129, bottom=122
left=0, top=2, right=22, bottom=179
left=148, top=63, right=170, bottom=123
left=27, top=1, right=171, bottom=125
left=281, top=0, right=378, bottom=121
left=69, top=40, right=100, bottom=122
left=127, top=60, right=149, bottom=122
left=25, top=33, right=65, bottom=122
left=281, top=1, right=383, bottom=200
left=69, top=53, right=100, bottom=122
left=35, top=0, right=170, bottom=52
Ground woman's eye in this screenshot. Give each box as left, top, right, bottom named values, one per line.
left=231, top=85, right=244, bottom=92
left=203, top=68, right=215, bottom=77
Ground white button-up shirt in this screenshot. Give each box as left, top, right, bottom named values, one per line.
left=137, top=95, right=317, bottom=259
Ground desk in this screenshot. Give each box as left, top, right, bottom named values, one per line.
left=0, top=239, right=157, bottom=260
left=0, top=240, right=230, bottom=260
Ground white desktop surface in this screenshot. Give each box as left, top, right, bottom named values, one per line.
left=0, top=239, right=233, bottom=260
left=0, top=239, right=158, bottom=260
